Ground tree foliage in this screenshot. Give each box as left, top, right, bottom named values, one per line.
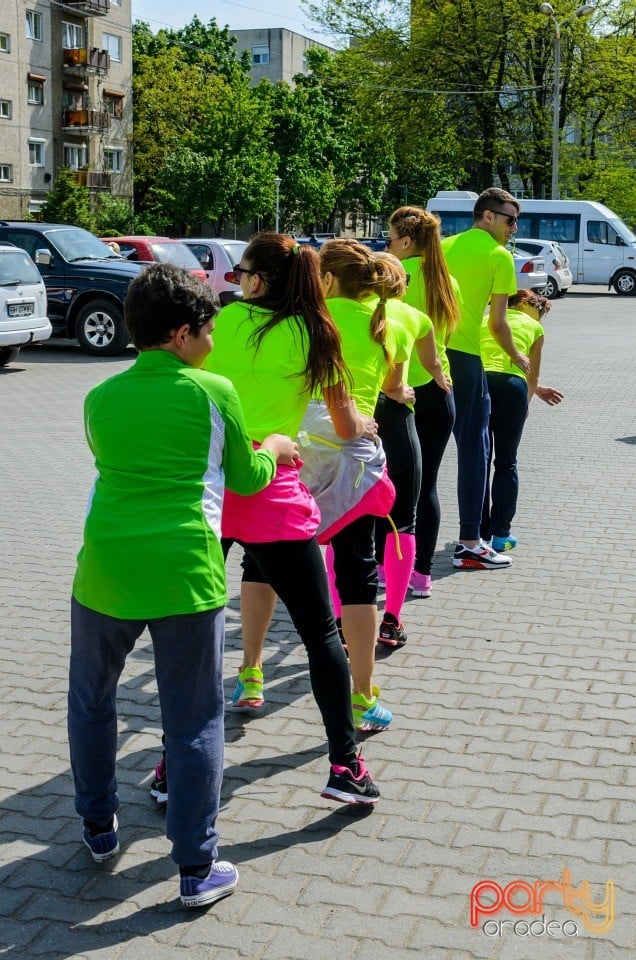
left=41, top=168, right=96, bottom=232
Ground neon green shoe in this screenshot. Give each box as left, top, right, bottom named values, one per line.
left=351, top=686, right=392, bottom=731
left=230, top=666, right=264, bottom=710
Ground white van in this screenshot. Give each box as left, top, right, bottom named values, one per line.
left=0, top=245, right=52, bottom=366
left=426, top=191, right=636, bottom=294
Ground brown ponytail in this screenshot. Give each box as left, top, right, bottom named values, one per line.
left=320, top=238, right=389, bottom=359
left=389, top=205, right=460, bottom=334
left=242, top=232, right=348, bottom=392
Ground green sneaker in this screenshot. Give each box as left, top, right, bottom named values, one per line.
left=230, top=666, right=264, bottom=710
left=351, top=686, right=392, bottom=731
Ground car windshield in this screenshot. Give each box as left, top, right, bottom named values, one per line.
left=150, top=242, right=202, bottom=269
left=47, top=228, right=120, bottom=262
left=0, top=250, right=41, bottom=285
left=609, top=218, right=636, bottom=244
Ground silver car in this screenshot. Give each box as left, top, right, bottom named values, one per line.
left=179, top=238, right=248, bottom=305
left=511, top=239, right=573, bottom=299
left=512, top=250, right=548, bottom=295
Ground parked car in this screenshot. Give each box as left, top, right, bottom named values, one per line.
left=101, top=236, right=207, bottom=285
left=0, top=221, right=143, bottom=356
left=178, top=238, right=248, bottom=305
left=0, top=244, right=52, bottom=366
left=509, top=239, right=572, bottom=299
left=512, top=250, right=548, bottom=294
left=358, top=237, right=388, bottom=252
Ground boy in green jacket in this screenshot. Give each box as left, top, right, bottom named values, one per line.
left=68, top=264, right=296, bottom=908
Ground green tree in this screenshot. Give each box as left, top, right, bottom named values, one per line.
left=40, top=168, right=96, bottom=231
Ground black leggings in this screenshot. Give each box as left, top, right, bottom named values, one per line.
left=374, top=393, right=421, bottom=563
left=222, top=537, right=357, bottom=767
left=413, top=381, right=456, bottom=574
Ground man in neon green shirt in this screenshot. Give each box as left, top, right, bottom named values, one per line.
left=67, top=264, right=295, bottom=908
left=441, top=187, right=530, bottom=570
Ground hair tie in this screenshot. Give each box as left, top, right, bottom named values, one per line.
left=292, top=244, right=300, bottom=255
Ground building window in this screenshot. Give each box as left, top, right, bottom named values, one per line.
left=28, top=139, right=46, bottom=166
left=26, top=11, right=43, bottom=42
left=0, top=33, right=10, bottom=53
left=63, top=87, right=85, bottom=109
left=103, top=91, right=123, bottom=119
left=104, top=147, right=123, bottom=173
left=62, top=22, right=84, bottom=49
left=0, top=164, right=13, bottom=182
left=27, top=77, right=45, bottom=104
left=63, top=143, right=88, bottom=170
left=102, top=33, right=122, bottom=62
left=0, top=99, right=11, bottom=119
left=251, top=44, right=269, bottom=65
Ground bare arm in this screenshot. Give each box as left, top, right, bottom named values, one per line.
left=322, top=382, right=377, bottom=440
left=414, top=330, right=452, bottom=394
left=381, top=361, right=415, bottom=405
left=488, top=294, right=531, bottom=375
left=526, top=336, right=543, bottom=403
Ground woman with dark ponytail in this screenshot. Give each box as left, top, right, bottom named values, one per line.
left=202, top=232, right=381, bottom=805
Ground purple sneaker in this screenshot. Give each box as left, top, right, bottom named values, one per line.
left=409, top=571, right=432, bottom=597
left=180, top=861, right=239, bottom=908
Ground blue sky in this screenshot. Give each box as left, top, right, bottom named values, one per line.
left=131, top=0, right=335, bottom=44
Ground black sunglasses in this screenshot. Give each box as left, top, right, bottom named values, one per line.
left=488, top=210, right=518, bottom=227
left=232, top=263, right=260, bottom=282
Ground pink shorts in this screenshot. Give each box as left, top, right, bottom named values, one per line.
left=222, top=457, right=320, bottom=543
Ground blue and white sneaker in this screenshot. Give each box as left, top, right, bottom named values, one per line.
left=180, top=861, right=239, bottom=908
left=492, top=534, right=517, bottom=552
left=352, top=686, right=393, bottom=731
left=83, top=814, right=119, bottom=862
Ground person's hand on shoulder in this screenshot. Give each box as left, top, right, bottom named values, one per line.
left=260, top=433, right=299, bottom=466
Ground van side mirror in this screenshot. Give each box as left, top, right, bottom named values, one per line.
left=616, top=236, right=626, bottom=247
left=34, top=248, right=51, bottom=267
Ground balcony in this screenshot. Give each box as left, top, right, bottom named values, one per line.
left=62, top=108, right=110, bottom=132
left=74, top=170, right=111, bottom=190
left=60, top=0, right=109, bottom=14
left=62, top=47, right=110, bottom=74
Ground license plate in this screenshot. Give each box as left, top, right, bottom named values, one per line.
left=8, top=303, right=34, bottom=317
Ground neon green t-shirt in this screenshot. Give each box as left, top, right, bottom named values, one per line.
left=401, top=256, right=459, bottom=386
left=205, top=301, right=312, bottom=441
left=72, top=349, right=276, bottom=619
left=480, top=308, right=544, bottom=381
left=325, top=297, right=408, bottom=416
left=442, top=229, right=517, bottom=356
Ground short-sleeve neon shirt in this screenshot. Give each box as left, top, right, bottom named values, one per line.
left=480, top=308, right=544, bottom=381
left=204, top=301, right=312, bottom=441
left=401, top=255, right=460, bottom=386
left=442, top=229, right=517, bottom=356
left=325, top=297, right=408, bottom=416
left=72, top=349, right=276, bottom=619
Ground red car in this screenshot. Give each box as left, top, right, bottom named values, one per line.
left=101, top=236, right=207, bottom=285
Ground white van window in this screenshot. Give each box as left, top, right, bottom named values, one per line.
left=438, top=213, right=473, bottom=237
left=537, top=217, right=578, bottom=243
left=587, top=220, right=621, bottom=245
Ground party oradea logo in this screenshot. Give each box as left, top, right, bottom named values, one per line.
left=470, top=868, right=615, bottom=938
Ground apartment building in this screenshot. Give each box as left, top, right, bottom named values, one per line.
left=231, top=28, right=335, bottom=87
left=0, top=0, right=133, bottom=219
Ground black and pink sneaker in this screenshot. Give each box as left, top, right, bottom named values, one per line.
left=321, top=754, right=380, bottom=805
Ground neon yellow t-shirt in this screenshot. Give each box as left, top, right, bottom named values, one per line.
left=401, top=256, right=459, bottom=386
left=205, top=301, right=312, bottom=441
left=442, top=229, right=517, bottom=356
left=480, top=308, right=544, bottom=381
left=325, top=297, right=408, bottom=416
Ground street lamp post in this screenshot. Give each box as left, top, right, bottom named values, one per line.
left=539, top=3, right=595, bottom=200
left=274, top=177, right=282, bottom=232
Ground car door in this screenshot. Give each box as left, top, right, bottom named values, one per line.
left=582, top=219, right=624, bottom=283
left=186, top=243, right=215, bottom=290
left=0, top=228, right=66, bottom=322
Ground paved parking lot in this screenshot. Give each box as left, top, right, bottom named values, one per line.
left=1, top=286, right=634, bottom=959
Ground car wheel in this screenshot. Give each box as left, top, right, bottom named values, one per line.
left=612, top=270, right=636, bottom=296
left=75, top=299, right=129, bottom=356
left=0, top=346, right=20, bottom=367
left=544, top=276, right=560, bottom=300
